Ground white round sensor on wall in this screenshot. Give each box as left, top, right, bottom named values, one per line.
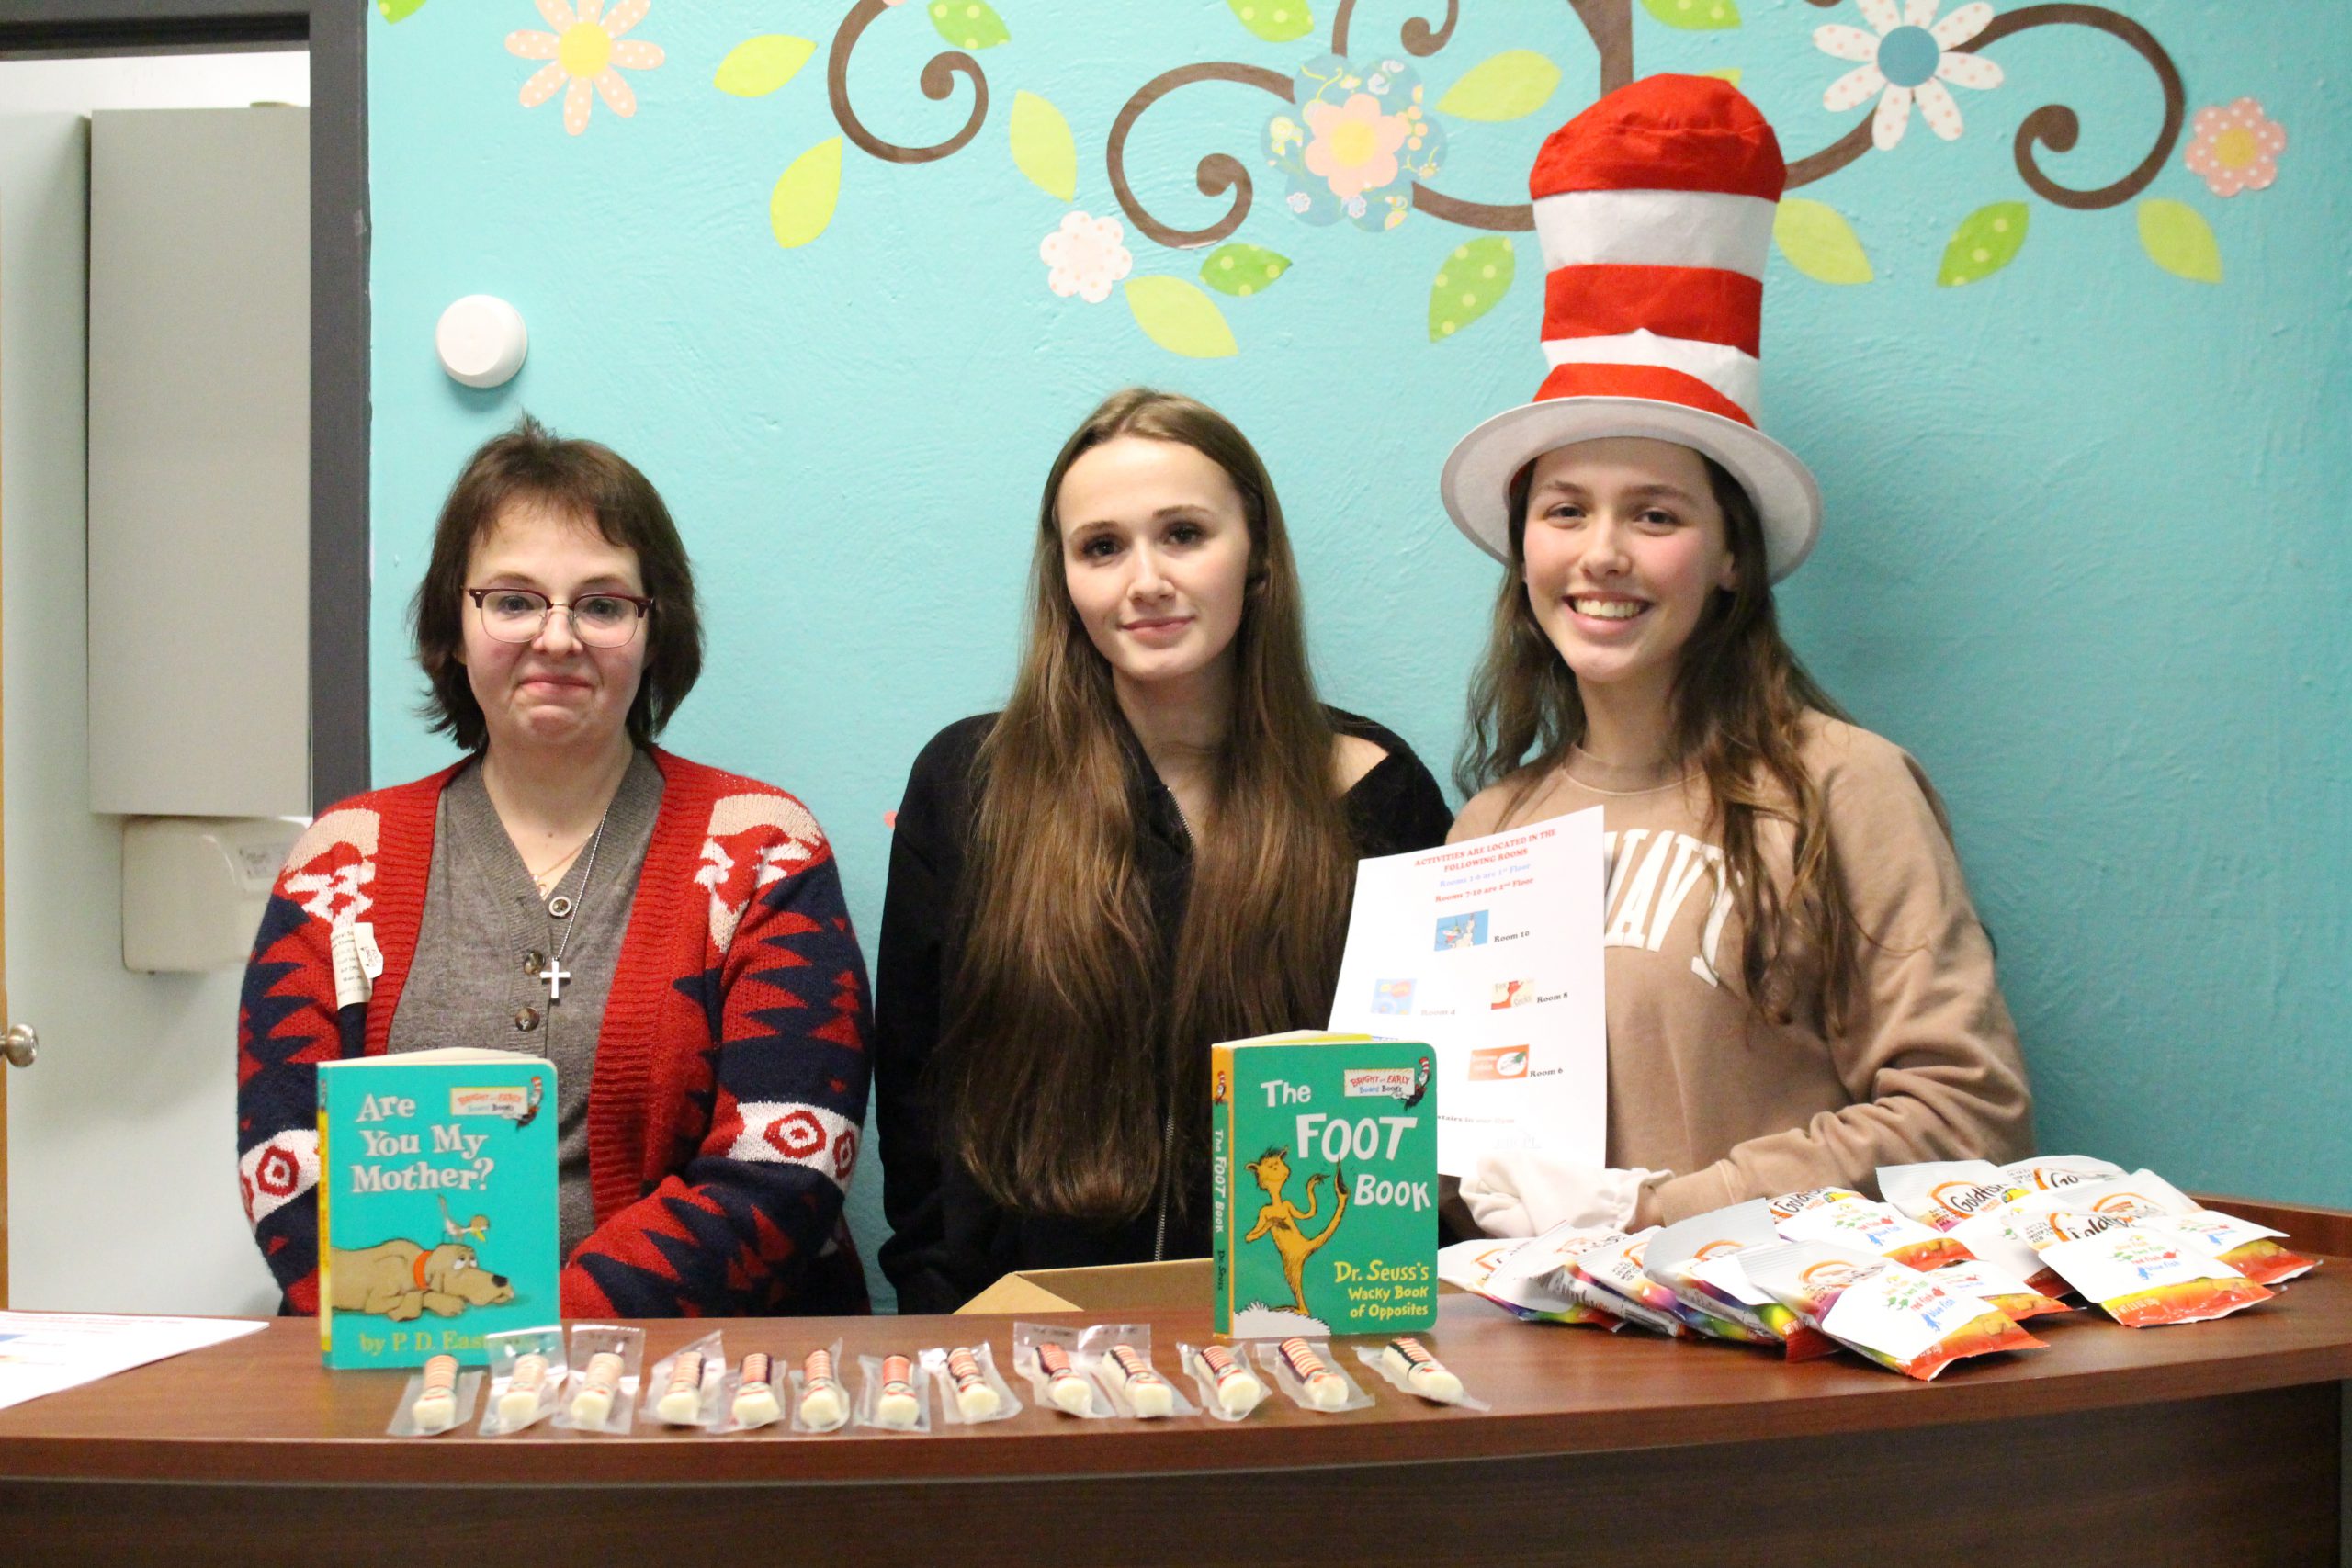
left=435, top=295, right=528, bottom=389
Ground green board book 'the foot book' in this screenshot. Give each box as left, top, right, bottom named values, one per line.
left=1212, top=1032, right=1438, bottom=1337
left=316, top=1048, right=558, bottom=1369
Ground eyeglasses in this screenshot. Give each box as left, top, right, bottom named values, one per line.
left=466, top=586, right=653, bottom=648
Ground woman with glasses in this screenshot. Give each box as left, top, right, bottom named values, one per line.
left=236, top=417, right=872, bottom=1317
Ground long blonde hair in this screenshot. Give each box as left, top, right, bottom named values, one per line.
left=1456, top=456, right=1863, bottom=1032
left=938, top=389, right=1357, bottom=1223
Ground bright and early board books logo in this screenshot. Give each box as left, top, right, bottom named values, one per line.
left=451, top=1086, right=526, bottom=1118
left=1344, top=1067, right=1414, bottom=1098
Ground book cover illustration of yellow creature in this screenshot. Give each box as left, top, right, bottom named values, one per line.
left=1213, top=1033, right=1438, bottom=1336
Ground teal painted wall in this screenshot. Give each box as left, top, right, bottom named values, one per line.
left=368, top=0, right=2350, bottom=1307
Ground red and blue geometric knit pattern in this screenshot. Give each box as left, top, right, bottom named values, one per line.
left=235, top=750, right=873, bottom=1319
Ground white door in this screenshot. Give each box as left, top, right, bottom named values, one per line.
left=1, top=51, right=309, bottom=1316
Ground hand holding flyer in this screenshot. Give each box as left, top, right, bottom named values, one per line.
left=1328, top=812, right=1607, bottom=1177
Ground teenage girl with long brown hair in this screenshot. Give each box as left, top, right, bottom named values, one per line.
left=873, top=389, right=1451, bottom=1313
left=1443, top=75, right=2033, bottom=1239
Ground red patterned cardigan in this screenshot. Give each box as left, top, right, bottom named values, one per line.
left=236, top=749, right=873, bottom=1317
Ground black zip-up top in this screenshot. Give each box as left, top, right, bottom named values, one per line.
left=872, top=708, right=1453, bottom=1314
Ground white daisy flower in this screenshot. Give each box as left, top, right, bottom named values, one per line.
left=1816, top=0, right=2004, bottom=152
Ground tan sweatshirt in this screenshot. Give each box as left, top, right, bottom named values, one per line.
left=1464, top=715, right=2034, bottom=1226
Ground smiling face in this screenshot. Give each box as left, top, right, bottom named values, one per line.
left=459, top=500, right=649, bottom=761
left=1519, top=436, right=1738, bottom=716
left=1056, top=435, right=1255, bottom=701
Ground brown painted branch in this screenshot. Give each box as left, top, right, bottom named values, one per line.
left=825, top=0, right=989, bottom=166
left=1784, top=117, right=1873, bottom=189
left=1106, top=62, right=1293, bottom=250
left=1572, top=0, right=1634, bottom=95
left=1401, top=0, right=1460, bottom=57
left=1410, top=184, right=1534, bottom=230
left=1332, top=0, right=1460, bottom=60
left=1970, top=3, right=2185, bottom=210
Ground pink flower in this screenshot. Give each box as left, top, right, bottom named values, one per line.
left=506, top=0, right=663, bottom=137
left=2184, top=97, right=2286, bottom=197
left=1302, top=92, right=1408, bottom=203
left=1039, top=211, right=1134, bottom=304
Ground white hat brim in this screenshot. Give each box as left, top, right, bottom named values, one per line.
left=1440, top=397, right=1822, bottom=582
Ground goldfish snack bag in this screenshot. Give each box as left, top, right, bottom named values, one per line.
left=1925, top=1259, right=2075, bottom=1323
left=1878, top=1159, right=2013, bottom=1232
left=1647, top=1202, right=1838, bottom=1360
left=1742, top=1242, right=2045, bottom=1381
left=1764, top=1187, right=1868, bottom=1222
left=1996, top=1155, right=2126, bottom=1201
left=1435, top=1237, right=1623, bottom=1329
left=2015, top=1211, right=2274, bottom=1327
left=2064, top=1172, right=2318, bottom=1286
left=1568, top=1231, right=1769, bottom=1341
left=1776, top=1196, right=1976, bottom=1272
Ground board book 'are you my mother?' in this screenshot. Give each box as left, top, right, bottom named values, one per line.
left=316, top=1049, right=557, bottom=1368
left=1212, top=1032, right=1438, bottom=1337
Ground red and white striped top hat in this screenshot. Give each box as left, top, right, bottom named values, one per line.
left=1441, top=74, right=1821, bottom=581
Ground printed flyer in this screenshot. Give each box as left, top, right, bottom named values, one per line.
left=1328, top=811, right=1606, bottom=1176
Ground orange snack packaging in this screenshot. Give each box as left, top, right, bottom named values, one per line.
left=1646, top=1201, right=1839, bottom=1360
left=1775, top=1195, right=1976, bottom=1272
left=2014, top=1209, right=2274, bottom=1327
left=2062, top=1170, right=2318, bottom=1286
left=1924, top=1258, right=2075, bottom=1323
left=1435, top=1235, right=1625, bottom=1330
left=1742, top=1241, right=2045, bottom=1381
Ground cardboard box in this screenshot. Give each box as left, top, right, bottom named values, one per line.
left=955, top=1258, right=1214, bottom=1315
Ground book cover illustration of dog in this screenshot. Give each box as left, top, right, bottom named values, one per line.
left=328, top=1236, right=517, bottom=1322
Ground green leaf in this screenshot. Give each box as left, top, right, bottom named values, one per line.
left=2137, top=198, right=2222, bottom=283
left=1639, top=0, right=1741, bottom=30
left=770, top=139, right=843, bottom=250
left=377, top=0, right=427, bottom=20
left=1773, top=198, right=1872, bottom=285
left=1125, top=277, right=1239, bottom=358
left=1702, top=67, right=1743, bottom=88
left=1936, top=201, right=2029, bottom=287
left=927, top=0, right=1011, bottom=51
left=1224, top=0, right=1315, bottom=44
left=1199, top=243, right=1293, bottom=298
left=1009, top=91, right=1076, bottom=202
left=1436, top=51, right=1562, bottom=123
left=1429, top=236, right=1516, bottom=342
left=714, top=36, right=816, bottom=98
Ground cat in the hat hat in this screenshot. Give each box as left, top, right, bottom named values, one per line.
left=1444, top=76, right=2033, bottom=1242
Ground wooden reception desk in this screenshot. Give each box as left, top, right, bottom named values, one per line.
left=2, top=1198, right=2346, bottom=1566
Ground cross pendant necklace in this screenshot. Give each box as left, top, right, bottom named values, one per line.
left=539, top=806, right=612, bottom=1012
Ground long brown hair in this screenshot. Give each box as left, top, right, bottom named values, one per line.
left=1455, top=453, right=1862, bottom=1032
left=938, top=389, right=1358, bottom=1223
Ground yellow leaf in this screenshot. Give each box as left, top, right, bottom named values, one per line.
left=1436, top=51, right=1562, bottom=123
left=1010, top=91, right=1076, bottom=202
left=1124, top=276, right=1238, bottom=358
left=715, top=35, right=816, bottom=97
left=1773, top=198, right=1872, bottom=284
left=771, top=139, right=842, bottom=249
left=2138, top=198, right=2222, bottom=283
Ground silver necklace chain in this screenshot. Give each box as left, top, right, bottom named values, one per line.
left=537, top=805, right=611, bottom=1012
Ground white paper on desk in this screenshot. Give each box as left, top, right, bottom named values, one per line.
left=1328, top=811, right=1606, bottom=1177
left=0, top=1311, right=267, bottom=1412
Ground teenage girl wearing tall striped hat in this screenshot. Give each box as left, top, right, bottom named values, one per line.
left=1442, top=76, right=2034, bottom=1239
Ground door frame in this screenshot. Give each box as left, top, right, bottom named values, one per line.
left=1, top=0, right=369, bottom=809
